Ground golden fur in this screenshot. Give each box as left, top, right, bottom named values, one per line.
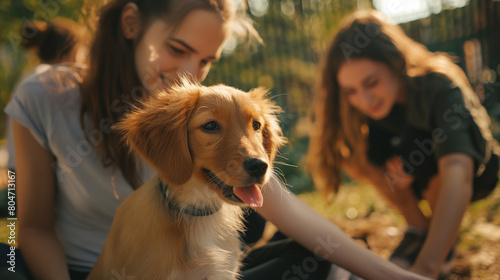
left=88, top=80, right=285, bottom=279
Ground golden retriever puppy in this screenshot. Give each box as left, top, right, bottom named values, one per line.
left=88, top=80, right=285, bottom=280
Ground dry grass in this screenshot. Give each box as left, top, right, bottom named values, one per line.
left=297, top=183, right=500, bottom=279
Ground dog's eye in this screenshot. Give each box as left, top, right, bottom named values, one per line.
left=202, top=121, right=220, bottom=132
left=252, top=121, right=261, bottom=131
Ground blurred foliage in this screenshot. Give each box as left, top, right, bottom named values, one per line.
left=204, top=0, right=358, bottom=193
left=1, top=0, right=499, bottom=195
left=0, top=0, right=86, bottom=135
left=206, top=0, right=358, bottom=129
left=207, top=0, right=500, bottom=194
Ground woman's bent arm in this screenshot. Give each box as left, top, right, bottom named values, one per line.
left=411, top=153, right=473, bottom=278
left=14, top=120, right=71, bottom=280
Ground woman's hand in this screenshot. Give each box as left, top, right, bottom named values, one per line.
left=385, top=156, right=414, bottom=190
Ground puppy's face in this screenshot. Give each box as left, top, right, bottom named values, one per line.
left=188, top=86, right=278, bottom=207
left=117, top=80, right=285, bottom=208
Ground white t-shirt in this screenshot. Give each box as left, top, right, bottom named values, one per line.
left=6, top=64, right=52, bottom=170
left=5, top=63, right=153, bottom=272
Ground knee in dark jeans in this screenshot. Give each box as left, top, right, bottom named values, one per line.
left=280, top=240, right=331, bottom=280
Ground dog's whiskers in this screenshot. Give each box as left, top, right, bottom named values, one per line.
left=263, top=173, right=291, bottom=205
left=275, top=154, right=289, bottom=159
left=272, top=167, right=286, bottom=182
left=272, top=168, right=292, bottom=192
left=273, top=161, right=297, bottom=168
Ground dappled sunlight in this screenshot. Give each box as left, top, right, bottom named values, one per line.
left=298, top=182, right=500, bottom=277
left=373, top=0, right=470, bottom=24
left=248, top=0, right=269, bottom=17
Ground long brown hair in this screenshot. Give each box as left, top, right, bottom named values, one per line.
left=307, top=10, right=496, bottom=199
left=80, top=0, right=259, bottom=189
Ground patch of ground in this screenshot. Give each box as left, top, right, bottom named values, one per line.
left=297, top=183, right=500, bottom=279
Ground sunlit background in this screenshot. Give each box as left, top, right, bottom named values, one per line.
left=1, top=2, right=500, bottom=277
left=0, top=0, right=499, bottom=192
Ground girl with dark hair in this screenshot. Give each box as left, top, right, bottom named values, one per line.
left=308, top=10, right=499, bottom=279
left=6, top=2, right=429, bottom=280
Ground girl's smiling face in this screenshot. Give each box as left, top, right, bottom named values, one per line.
left=337, top=58, right=406, bottom=120
left=133, top=9, right=228, bottom=91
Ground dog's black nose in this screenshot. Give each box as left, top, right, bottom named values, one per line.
left=244, top=158, right=268, bottom=179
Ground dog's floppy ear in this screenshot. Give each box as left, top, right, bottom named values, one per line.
left=115, top=82, right=201, bottom=185
left=249, top=88, right=286, bottom=161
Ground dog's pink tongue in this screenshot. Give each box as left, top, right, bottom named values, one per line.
left=233, top=185, right=263, bottom=208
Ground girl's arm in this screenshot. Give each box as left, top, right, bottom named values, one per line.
left=343, top=159, right=429, bottom=229
left=411, top=153, right=474, bottom=278
left=14, top=120, right=71, bottom=280
left=257, top=176, right=431, bottom=280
